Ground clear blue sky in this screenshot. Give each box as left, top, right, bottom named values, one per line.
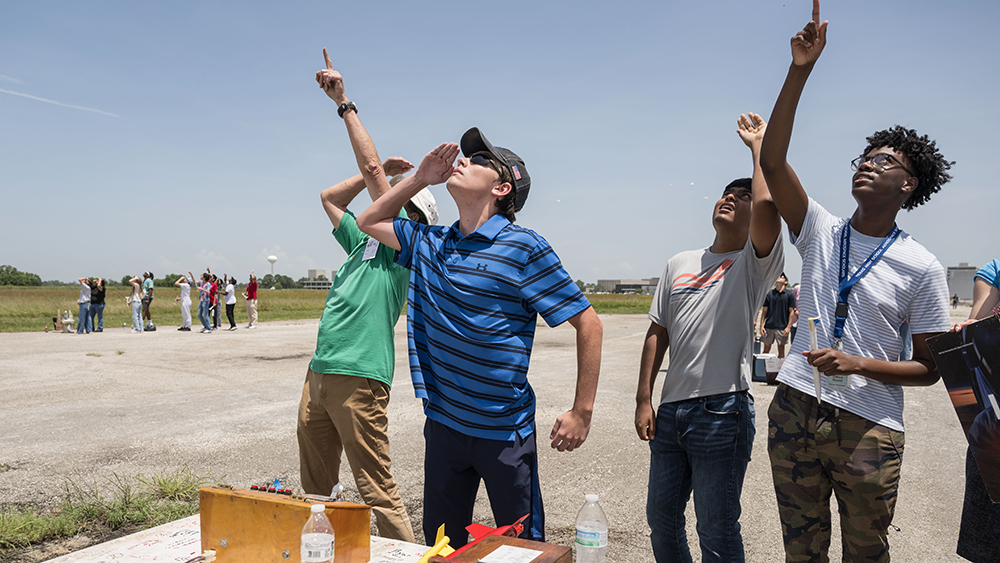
left=2, top=1, right=997, bottom=286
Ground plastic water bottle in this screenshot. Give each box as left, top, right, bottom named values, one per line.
left=575, top=493, right=608, bottom=563
left=301, top=504, right=334, bottom=563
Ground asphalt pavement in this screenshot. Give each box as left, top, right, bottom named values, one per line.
left=0, top=309, right=973, bottom=562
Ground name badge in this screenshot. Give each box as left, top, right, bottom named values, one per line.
left=827, top=374, right=851, bottom=390
left=362, top=238, right=380, bottom=261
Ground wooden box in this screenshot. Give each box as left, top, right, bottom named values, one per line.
left=199, top=486, right=370, bottom=563
left=430, top=535, right=572, bottom=563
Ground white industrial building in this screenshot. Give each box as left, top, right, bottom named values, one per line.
left=947, top=263, right=978, bottom=300
left=302, top=269, right=334, bottom=290
left=596, top=278, right=660, bottom=294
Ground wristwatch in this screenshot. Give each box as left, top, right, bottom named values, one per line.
left=338, top=101, right=358, bottom=118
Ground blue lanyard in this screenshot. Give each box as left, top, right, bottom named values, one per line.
left=833, top=222, right=900, bottom=348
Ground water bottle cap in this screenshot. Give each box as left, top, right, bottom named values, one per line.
left=585, top=494, right=599, bottom=503
left=311, top=504, right=325, bottom=513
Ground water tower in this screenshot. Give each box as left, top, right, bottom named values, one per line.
left=267, top=255, right=278, bottom=276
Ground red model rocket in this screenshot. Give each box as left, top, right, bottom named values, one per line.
left=446, top=514, right=529, bottom=558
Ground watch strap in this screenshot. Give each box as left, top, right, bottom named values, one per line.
left=338, top=101, right=358, bottom=118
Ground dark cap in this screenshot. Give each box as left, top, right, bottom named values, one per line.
left=460, top=127, right=530, bottom=212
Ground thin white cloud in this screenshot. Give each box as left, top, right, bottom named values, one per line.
left=0, top=75, right=24, bottom=84
left=0, top=88, right=120, bottom=118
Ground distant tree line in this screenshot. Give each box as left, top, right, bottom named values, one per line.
left=0, top=265, right=310, bottom=290
left=265, top=274, right=302, bottom=289
left=0, top=265, right=42, bottom=286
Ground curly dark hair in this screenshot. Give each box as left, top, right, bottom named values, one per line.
left=862, top=126, right=954, bottom=210
left=493, top=160, right=517, bottom=223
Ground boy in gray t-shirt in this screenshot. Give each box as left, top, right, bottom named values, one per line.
left=635, top=113, right=784, bottom=563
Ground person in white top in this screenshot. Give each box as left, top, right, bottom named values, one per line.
left=75, top=277, right=92, bottom=334
left=174, top=273, right=193, bottom=331
left=758, top=2, right=954, bottom=561
left=127, top=276, right=145, bottom=333
left=225, top=277, right=237, bottom=330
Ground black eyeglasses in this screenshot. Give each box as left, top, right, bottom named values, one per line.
left=851, top=153, right=916, bottom=177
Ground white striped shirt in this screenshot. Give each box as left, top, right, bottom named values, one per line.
left=776, top=198, right=950, bottom=431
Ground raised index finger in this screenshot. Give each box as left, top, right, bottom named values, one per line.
left=812, top=0, right=821, bottom=26
left=323, top=47, right=333, bottom=70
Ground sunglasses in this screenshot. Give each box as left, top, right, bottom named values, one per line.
left=470, top=153, right=500, bottom=174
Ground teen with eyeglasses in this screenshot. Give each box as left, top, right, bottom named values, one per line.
left=759, top=2, right=955, bottom=561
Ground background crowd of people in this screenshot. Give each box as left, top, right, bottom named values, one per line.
left=72, top=269, right=258, bottom=334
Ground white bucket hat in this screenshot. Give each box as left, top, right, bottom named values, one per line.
left=391, top=175, right=439, bottom=225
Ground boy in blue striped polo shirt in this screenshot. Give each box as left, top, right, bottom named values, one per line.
left=357, top=129, right=603, bottom=547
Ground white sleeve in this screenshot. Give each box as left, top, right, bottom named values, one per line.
left=747, top=230, right=785, bottom=282
left=648, top=260, right=673, bottom=328
left=790, top=198, right=838, bottom=253
left=907, top=259, right=951, bottom=334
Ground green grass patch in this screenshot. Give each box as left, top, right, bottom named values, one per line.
left=0, top=510, right=78, bottom=549
left=139, top=466, right=212, bottom=502
left=0, top=286, right=652, bottom=332
left=587, top=293, right=654, bottom=314
left=0, top=469, right=209, bottom=557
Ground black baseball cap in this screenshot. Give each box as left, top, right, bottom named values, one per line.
left=460, top=127, right=531, bottom=212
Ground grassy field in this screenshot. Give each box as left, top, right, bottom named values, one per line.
left=0, top=286, right=652, bottom=332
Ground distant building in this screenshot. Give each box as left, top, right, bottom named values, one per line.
left=597, top=278, right=659, bottom=294
left=947, top=262, right=978, bottom=300
left=302, top=269, right=334, bottom=290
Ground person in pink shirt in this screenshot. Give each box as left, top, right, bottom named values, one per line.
left=243, top=270, right=258, bottom=329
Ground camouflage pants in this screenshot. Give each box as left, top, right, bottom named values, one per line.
left=768, top=384, right=904, bottom=563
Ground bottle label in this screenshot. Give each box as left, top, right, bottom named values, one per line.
left=575, top=529, right=607, bottom=547
left=302, top=547, right=332, bottom=562
left=301, top=533, right=334, bottom=562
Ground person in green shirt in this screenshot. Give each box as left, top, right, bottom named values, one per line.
left=297, top=48, right=437, bottom=543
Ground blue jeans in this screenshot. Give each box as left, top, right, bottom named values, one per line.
left=198, top=300, right=212, bottom=331
left=76, top=302, right=91, bottom=333
left=647, top=391, right=755, bottom=563
left=90, top=303, right=104, bottom=331
left=131, top=300, right=143, bottom=331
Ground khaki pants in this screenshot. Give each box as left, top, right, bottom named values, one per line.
left=245, top=298, right=257, bottom=327
left=768, top=384, right=903, bottom=563
left=297, top=369, right=414, bottom=542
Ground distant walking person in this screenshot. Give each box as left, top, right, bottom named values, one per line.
left=128, top=276, right=144, bottom=333
left=953, top=293, right=960, bottom=309
left=225, top=277, right=238, bottom=330
left=90, top=278, right=105, bottom=332
left=142, top=272, right=156, bottom=331
left=758, top=273, right=796, bottom=358
left=76, top=277, right=92, bottom=334
left=243, top=270, right=258, bottom=329
left=175, top=273, right=193, bottom=331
